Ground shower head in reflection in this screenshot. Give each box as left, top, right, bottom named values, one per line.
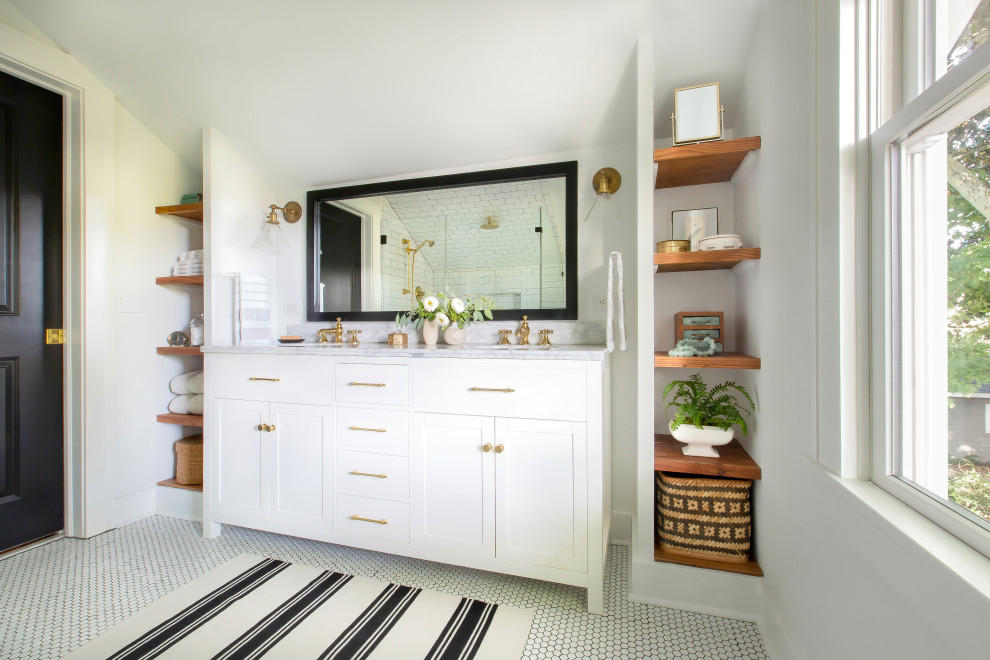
left=403, top=238, right=435, bottom=253
left=480, top=216, right=500, bottom=230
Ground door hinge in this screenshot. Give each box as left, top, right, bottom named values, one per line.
left=45, top=329, right=64, bottom=345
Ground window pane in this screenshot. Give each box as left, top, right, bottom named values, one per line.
left=943, top=0, right=990, bottom=76
left=897, top=86, right=990, bottom=529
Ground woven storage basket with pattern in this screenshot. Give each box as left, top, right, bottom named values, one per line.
left=175, top=434, right=203, bottom=485
left=656, top=471, right=752, bottom=563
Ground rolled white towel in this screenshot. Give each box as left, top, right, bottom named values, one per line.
left=170, top=370, right=204, bottom=395
left=168, top=394, right=204, bottom=415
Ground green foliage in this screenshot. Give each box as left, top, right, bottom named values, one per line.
left=947, top=105, right=990, bottom=393
left=948, top=460, right=990, bottom=522
left=662, top=373, right=755, bottom=435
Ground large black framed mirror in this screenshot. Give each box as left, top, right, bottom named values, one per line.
left=306, top=161, right=578, bottom=322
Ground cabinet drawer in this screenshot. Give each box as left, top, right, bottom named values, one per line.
left=413, top=362, right=587, bottom=421
left=336, top=407, right=410, bottom=455
left=335, top=451, right=409, bottom=501
left=336, top=494, right=409, bottom=543
left=210, top=354, right=333, bottom=405
left=335, top=363, right=409, bottom=406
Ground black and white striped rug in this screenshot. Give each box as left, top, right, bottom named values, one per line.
left=65, top=555, right=534, bottom=660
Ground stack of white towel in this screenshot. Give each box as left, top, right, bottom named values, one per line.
left=168, top=370, right=204, bottom=415
left=171, top=250, right=204, bottom=276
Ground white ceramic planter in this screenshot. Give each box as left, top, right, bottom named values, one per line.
left=422, top=319, right=439, bottom=347
left=668, top=421, right=733, bottom=457
left=443, top=324, right=467, bottom=346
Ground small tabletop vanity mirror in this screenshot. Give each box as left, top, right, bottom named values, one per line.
left=671, top=82, right=724, bottom=146
left=306, top=161, right=577, bottom=322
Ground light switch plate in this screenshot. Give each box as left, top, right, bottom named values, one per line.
left=115, top=290, right=147, bottom=313
left=284, top=302, right=302, bottom=314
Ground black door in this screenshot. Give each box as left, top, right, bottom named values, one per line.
left=0, top=71, right=64, bottom=552
left=318, top=204, right=362, bottom=312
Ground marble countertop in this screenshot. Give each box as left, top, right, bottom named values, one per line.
left=201, top=342, right=610, bottom=361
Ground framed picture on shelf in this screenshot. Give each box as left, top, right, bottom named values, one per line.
left=672, top=208, right=718, bottom=250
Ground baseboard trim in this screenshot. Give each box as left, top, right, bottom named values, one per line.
left=609, top=510, right=632, bottom=545
left=757, top=581, right=802, bottom=660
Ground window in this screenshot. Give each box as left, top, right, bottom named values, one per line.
left=872, top=1, right=990, bottom=554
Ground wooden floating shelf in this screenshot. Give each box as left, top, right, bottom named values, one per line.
left=156, top=275, right=203, bottom=286
left=157, top=413, right=204, bottom=427
left=654, top=136, right=761, bottom=189
left=156, top=477, right=203, bottom=492
left=653, top=542, right=763, bottom=577
left=655, top=248, right=760, bottom=273
left=155, top=202, right=203, bottom=222
left=654, top=435, right=761, bottom=480
left=654, top=352, right=761, bottom=369
left=156, top=346, right=203, bottom=356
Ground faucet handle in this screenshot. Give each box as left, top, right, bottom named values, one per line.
left=347, top=329, right=362, bottom=346
left=497, top=329, right=512, bottom=345
left=538, top=329, right=554, bottom=346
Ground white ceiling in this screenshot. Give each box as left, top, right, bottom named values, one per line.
left=9, top=0, right=762, bottom=188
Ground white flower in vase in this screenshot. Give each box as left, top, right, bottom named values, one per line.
left=450, top=297, right=466, bottom=313
left=435, top=311, right=450, bottom=327
left=423, top=296, right=439, bottom=312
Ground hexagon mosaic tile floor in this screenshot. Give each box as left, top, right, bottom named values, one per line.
left=0, top=516, right=767, bottom=659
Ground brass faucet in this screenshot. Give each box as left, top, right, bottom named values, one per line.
left=515, top=315, right=531, bottom=346
left=497, top=329, right=512, bottom=345
left=347, top=329, right=362, bottom=346
left=317, top=317, right=345, bottom=344
left=538, top=329, right=554, bottom=346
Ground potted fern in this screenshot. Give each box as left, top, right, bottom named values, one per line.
left=662, top=374, right=755, bottom=457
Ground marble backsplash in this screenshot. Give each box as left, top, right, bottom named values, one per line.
left=285, top=320, right=605, bottom=346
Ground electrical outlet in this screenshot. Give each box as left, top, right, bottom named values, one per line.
left=116, top=290, right=147, bottom=313
left=284, top=302, right=302, bottom=314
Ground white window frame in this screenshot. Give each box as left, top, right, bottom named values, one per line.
left=871, top=38, right=990, bottom=559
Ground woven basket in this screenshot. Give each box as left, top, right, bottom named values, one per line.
left=656, top=471, right=752, bottom=563
left=175, top=434, right=203, bottom=485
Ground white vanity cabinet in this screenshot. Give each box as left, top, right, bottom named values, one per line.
left=202, top=347, right=610, bottom=613
left=212, top=399, right=333, bottom=534
left=413, top=414, right=586, bottom=572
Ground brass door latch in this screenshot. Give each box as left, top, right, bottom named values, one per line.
left=46, top=329, right=64, bottom=345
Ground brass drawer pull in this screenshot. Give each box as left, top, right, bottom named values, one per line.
left=350, top=514, right=388, bottom=525
left=256, top=424, right=275, bottom=432
left=349, top=470, right=388, bottom=479
left=482, top=443, right=493, bottom=452
left=349, top=426, right=387, bottom=433
left=349, top=382, right=387, bottom=387
left=494, top=444, right=505, bottom=454
left=249, top=377, right=281, bottom=382
left=470, top=387, right=515, bottom=393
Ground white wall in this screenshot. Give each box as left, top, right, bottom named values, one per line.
left=111, top=102, right=202, bottom=524
left=204, top=127, right=278, bottom=346
left=730, top=0, right=990, bottom=657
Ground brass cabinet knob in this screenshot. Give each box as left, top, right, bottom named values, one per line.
left=257, top=424, right=265, bottom=432
left=268, top=424, right=276, bottom=432
left=482, top=443, right=493, bottom=452
left=494, top=444, right=505, bottom=454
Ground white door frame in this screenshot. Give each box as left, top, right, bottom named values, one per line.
left=0, top=44, right=114, bottom=539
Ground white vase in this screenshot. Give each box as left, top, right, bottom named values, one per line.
left=422, top=319, right=439, bottom=347
left=668, top=421, right=733, bottom=457
left=443, top=324, right=467, bottom=346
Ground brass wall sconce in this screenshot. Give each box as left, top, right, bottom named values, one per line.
left=253, top=201, right=301, bottom=252
left=584, top=167, right=623, bottom=223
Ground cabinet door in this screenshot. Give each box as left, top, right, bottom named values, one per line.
left=269, top=403, right=333, bottom=530
left=212, top=398, right=268, bottom=521
left=413, top=413, right=494, bottom=557
left=494, top=418, right=587, bottom=571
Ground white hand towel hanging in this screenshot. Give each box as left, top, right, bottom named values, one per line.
left=606, top=251, right=626, bottom=352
